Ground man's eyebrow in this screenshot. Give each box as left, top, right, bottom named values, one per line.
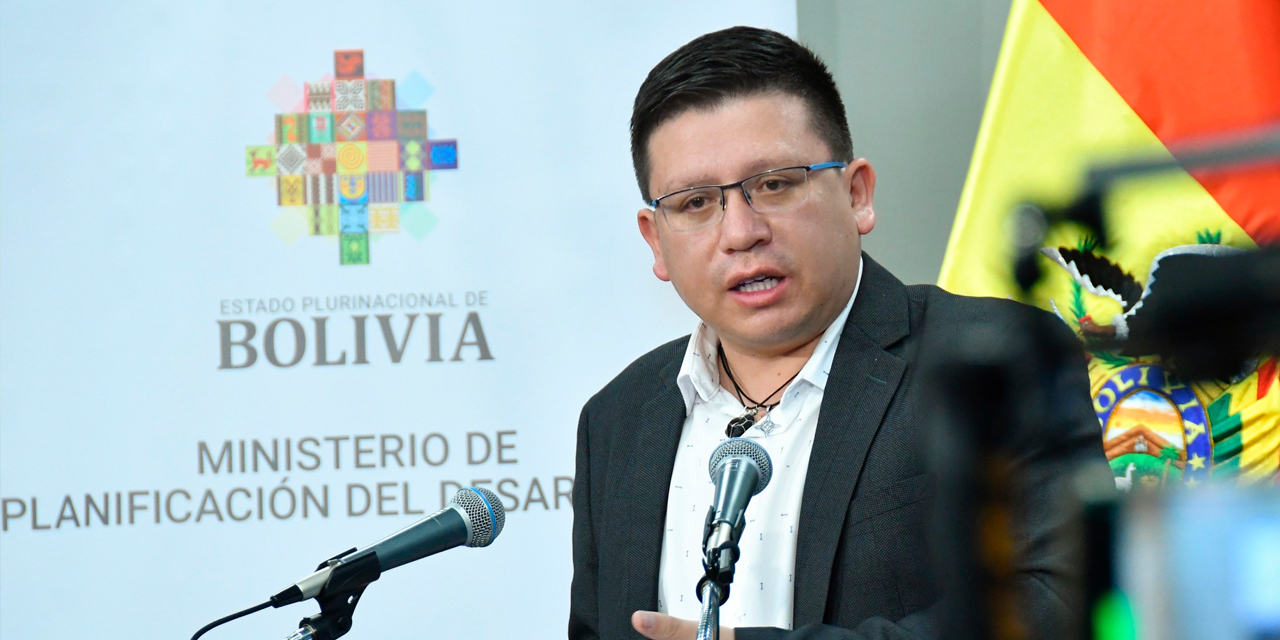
left=742, top=158, right=800, bottom=176
left=658, top=158, right=804, bottom=195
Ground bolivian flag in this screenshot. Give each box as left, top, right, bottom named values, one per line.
left=938, top=0, right=1280, bottom=487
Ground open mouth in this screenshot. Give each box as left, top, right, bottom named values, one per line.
left=732, top=275, right=782, bottom=293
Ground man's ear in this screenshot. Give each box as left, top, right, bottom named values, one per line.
left=845, top=159, right=877, bottom=235
left=638, top=208, right=671, bottom=282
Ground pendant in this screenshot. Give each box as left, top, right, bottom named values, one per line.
left=725, top=408, right=758, bottom=438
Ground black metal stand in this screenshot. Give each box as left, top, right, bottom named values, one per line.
left=694, top=504, right=742, bottom=640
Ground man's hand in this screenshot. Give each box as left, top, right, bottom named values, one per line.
left=631, top=611, right=735, bottom=640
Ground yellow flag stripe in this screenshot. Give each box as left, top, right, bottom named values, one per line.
left=940, top=0, right=1033, bottom=290
left=1239, top=385, right=1280, bottom=482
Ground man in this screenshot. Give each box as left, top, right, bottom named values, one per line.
left=569, top=26, right=1105, bottom=640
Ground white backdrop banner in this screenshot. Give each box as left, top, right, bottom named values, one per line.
left=0, top=2, right=795, bottom=638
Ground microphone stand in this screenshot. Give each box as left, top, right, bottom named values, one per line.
left=696, top=581, right=723, bottom=640
left=695, top=505, right=742, bottom=640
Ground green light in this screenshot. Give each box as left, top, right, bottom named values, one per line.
left=1093, top=589, right=1137, bottom=640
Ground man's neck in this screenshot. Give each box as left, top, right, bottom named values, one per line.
left=717, top=332, right=823, bottom=405
left=713, top=263, right=862, bottom=405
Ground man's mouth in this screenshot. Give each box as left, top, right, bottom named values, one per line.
left=732, top=275, right=782, bottom=293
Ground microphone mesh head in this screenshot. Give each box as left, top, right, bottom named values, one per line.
left=708, top=437, right=773, bottom=494
left=450, top=487, right=506, bottom=547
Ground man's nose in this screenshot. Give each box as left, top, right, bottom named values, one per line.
left=719, top=188, right=771, bottom=252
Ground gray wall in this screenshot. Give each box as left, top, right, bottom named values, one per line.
left=797, top=0, right=1012, bottom=285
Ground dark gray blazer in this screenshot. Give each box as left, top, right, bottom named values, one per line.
left=568, top=255, right=1106, bottom=640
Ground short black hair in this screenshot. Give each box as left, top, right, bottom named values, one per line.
left=630, top=26, right=853, bottom=202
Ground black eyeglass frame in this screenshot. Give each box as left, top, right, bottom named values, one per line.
left=646, top=161, right=849, bottom=231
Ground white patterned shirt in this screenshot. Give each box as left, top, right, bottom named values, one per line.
left=656, top=261, right=862, bottom=629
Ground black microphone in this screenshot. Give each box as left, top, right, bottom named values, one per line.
left=270, top=486, right=505, bottom=607
left=698, top=438, right=772, bottom=604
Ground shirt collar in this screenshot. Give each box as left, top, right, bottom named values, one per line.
left=676, top=259, right=864, bottom=414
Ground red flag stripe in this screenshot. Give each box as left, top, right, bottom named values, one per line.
left=1039, top=0, right=1280, bottom=242
left=1260, top=357, right=1278, bottom=401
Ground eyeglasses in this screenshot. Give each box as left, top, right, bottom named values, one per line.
left=648, top=161, right=847, bottom=232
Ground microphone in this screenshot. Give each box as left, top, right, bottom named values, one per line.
left=698, top=437, right=773, bottom=604
left=270, top=486, right=505, bottom=608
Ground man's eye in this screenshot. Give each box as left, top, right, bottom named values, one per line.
left=675, top=191, right=717, bottom=213
left=759, top=178, right=794, bottom=192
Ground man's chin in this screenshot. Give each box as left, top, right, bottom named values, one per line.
left=713, top=318, right=822, bottom=357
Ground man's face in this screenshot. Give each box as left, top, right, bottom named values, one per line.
left=638, top=93, right=876, bottom=357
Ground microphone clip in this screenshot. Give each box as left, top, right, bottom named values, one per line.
left=696, top=505, right=744, bottom=605
left=294, top=550, right=383, bottom=640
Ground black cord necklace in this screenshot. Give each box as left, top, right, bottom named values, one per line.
left=718, top=343, right=801, bottom=437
